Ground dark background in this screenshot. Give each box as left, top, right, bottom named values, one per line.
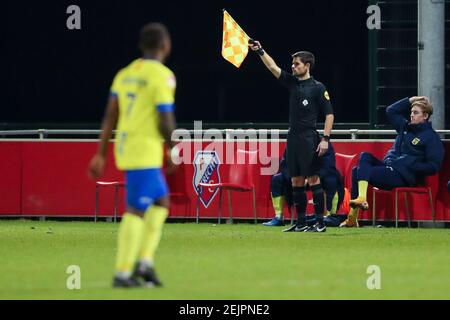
left=1, top=0, right=369, bottom=127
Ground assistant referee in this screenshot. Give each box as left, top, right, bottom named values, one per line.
left=249, top=40, right=334, bottom=233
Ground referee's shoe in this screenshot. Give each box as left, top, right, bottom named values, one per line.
left=282, top=223, right=309, bottom=232
left=304, top=223, right=327, bottom=233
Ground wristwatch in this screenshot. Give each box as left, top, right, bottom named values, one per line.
left=322, top=135, right=330, bottom=142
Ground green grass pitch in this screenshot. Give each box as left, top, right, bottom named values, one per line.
left=1, top=220, right=449, bottom=300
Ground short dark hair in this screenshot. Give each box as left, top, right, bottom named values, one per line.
left=139, top=22, right=170, bottom=51
left=292, top=51, right=315, bottom=70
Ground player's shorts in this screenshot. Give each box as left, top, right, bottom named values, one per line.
left=287, top=130, right=320, bottom=178
left=125, top=168, right=169, bottom=211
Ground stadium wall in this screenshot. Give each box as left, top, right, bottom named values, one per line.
left=0, top=140, right=449, bottom=222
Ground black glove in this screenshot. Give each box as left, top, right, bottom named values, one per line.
left=249, top=38, right=265, bottom=56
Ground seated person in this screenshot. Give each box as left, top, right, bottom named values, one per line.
left=262, top=149, right=292, bottom=226
left=263, top=142, right=345, bottom=227
left=341, top=96, right=445, bottom=227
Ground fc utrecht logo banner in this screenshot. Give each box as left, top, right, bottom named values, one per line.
left=193, top=151, right=221, bottom=208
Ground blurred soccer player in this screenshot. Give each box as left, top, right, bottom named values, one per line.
left=341, top=96, right=444, bottom=227
left=88, top=23, right=177, bottom=288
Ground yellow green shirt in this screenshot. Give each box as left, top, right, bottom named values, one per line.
left=110, top=59, right=176, bottom=170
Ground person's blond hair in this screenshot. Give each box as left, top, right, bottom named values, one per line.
left=412, top=100, right=433, bottom=120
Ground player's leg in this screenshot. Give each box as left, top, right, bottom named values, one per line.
left=341, top=166, right=362, bottom=226
left=350, top=166, right=359, bottom=199
left=287, top=176, right=308, bottom=232
left=305, top=175, right=326, bottom=232
left=330, top=193, right=339, bottom=215
left=321, top=174, right=338, bottom=215
left=285, top=134, right=308, bottom=232
left=350, top=152, right=385, bottom=209
left=340, top=167, right=361, bottom=227
left=340, top=207, right=360, bottom=228
left=113, top=170, right=150, bottom=288
left=303, top=132, right=326, bottom=232
left=263, top=173, right=286, bottom=226
left=369, top=166, right=408, bottom=190
left=342, top=165, right=407, bottom=228
left=323, top=189, right=344, bottom=227
left=134, top=168, right=170, bottom=287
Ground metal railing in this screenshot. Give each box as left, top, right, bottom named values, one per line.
left=0, top=129, right=450, bottom=140
left=0, top=129, right=100, bottom=140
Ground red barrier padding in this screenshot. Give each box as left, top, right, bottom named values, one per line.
left=1, top=140, right=449, bottom=221
left=0, top=143, right=22, bottom=215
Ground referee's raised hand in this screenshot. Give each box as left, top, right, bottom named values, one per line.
left=248, top=39, right=262, bottom=51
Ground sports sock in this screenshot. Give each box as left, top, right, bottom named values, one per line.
left=293, top=186, right=307, bottom=225
left=115, top=213, right=144, bottom=275
left=330, top=192, right=339, bottom=214
left=311, top=184, right=325, bottom=225
left=358, top=181, right=369, bottom=200
left=139, top=205, right=169, bottom=264
left=271, top=195, right=285, bottom=219
left=348, top=207, right=358, bottom=220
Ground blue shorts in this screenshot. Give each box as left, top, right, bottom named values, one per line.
left=125, top=168, right=169, bottom=211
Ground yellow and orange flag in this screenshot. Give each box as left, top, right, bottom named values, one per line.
left=222, top=10, right=250, bottom=68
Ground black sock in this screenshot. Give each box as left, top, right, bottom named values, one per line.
left=311, top=184, right=325, bottom=225
left=293, top=186, right=307, bottom=226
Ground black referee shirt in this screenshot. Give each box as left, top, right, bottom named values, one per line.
left=278, top=70, right=333, bottom=133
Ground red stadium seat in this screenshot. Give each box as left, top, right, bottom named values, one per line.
left=165, top=165, right=191, bottom=216
left=372, top=174, right=438, bottom=228
left=335, top=153, right=359, bottom=190
left=95, top=181, right=125, bottom=223
left=163, top=144, right=192, bottom=215
left=334, top=153, right=359, bottom=214
left=196, top=150, right=258, bottom=224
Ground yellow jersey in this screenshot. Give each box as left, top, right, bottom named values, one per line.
left=110, top=58, right=176, bottom=170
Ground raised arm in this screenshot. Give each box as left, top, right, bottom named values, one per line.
left=249, top=40, right=281, bottom=79
left=386, top=96, right=432, bottom=133
left=386, top=97, right=410, bottom=133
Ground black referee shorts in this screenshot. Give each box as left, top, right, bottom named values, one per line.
left=287, top=130, right=320, bottom=178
